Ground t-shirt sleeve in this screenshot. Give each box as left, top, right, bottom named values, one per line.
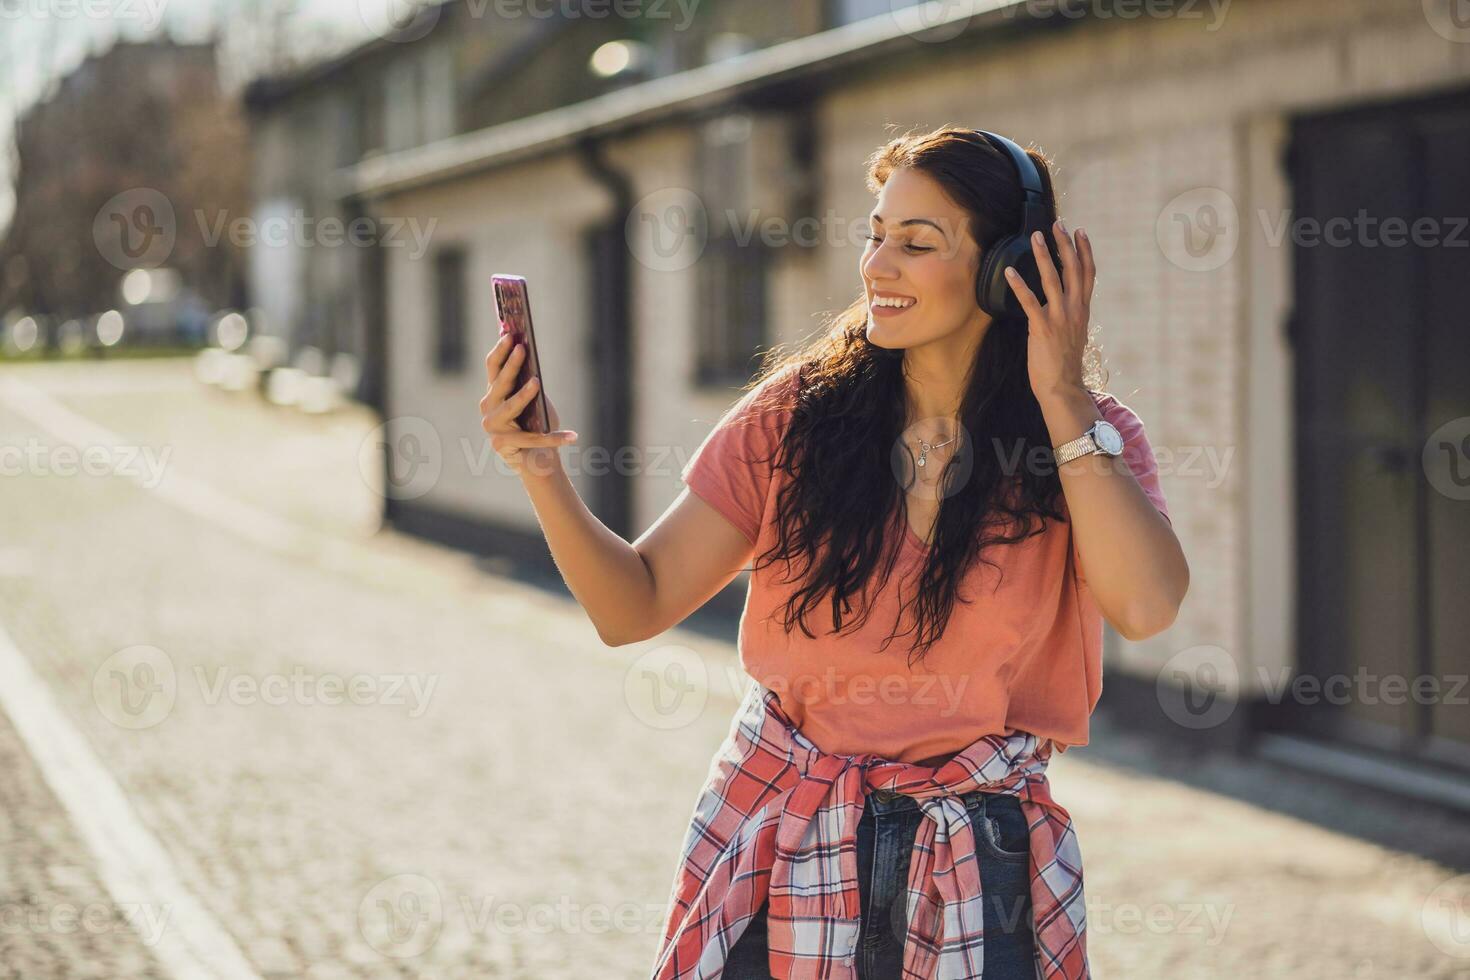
left=1072, top=393, right=1171, bottom=586
left=679, top=371, right=796, bottom=548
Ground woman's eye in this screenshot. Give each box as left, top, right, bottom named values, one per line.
left=863, top=234, right=931, bottom=253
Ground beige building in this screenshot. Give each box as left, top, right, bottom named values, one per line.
left=338, top=0, right=1470, bottom=807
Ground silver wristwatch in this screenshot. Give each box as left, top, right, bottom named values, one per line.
left=1052, top=418, right=1124, bottom=466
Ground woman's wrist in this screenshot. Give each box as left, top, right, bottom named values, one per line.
left=516, top=447, right=569, bottom=483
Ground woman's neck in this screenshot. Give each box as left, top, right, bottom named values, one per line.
left=900, top=323, right=987, bottom=425
left=902, top=357, right=967, bottom=427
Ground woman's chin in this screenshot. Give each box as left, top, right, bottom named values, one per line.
left=865, top=318, right=907, bottom=350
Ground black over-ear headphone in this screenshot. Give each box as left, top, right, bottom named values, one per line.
left=971, top=130, right=1058, bottom=320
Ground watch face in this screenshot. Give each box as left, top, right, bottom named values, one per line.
left=1094, top=420, right=1124, bottom=455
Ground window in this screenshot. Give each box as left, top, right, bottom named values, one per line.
left=695, top=233, right=769, bottom=387
left=433, top=247, right=466, bottom=374
left=383, top=58, right=421, bottom=152
left=694, top=112, right=770, bottom=386
left=830, top=0, right=924, bottom=26
left=421, top=47, right=456, bottom=143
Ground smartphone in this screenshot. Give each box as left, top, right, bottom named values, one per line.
left=492, top=274, right=550, bottom=434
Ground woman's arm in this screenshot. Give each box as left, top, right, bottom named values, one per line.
left=481, top=334, right=754, bottom=647
left=1006, top=221, right=1189, bottom=639
left=519, top=464, right=754, bottom=647
left=1038, top=384, right=1189, bottom=640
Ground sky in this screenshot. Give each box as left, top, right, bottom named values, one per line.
left=0, top=0, right=392, bottom=233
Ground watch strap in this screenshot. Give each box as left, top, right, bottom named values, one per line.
left=1052, top=429, right=1100, bottom=466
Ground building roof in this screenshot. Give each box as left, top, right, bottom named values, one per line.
left=335, top=0, right=1063, bottom=201
left=243, top=0, right=456, bottom=109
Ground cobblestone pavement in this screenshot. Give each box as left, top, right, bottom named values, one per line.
left=0, top=707, right=169, bottom=979
left=0, top=357, right=1467, bottom=979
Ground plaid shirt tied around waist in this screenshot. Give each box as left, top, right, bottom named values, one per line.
left=651, top=681, right=1090, bottom=980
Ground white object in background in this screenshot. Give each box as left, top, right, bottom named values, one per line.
left=6, top=316, right=39, bottom=353
left=293, top=345, right=325, bottom=377
left=299, top=375, right=341, bottom=414
left=57, top=319, right=85, bottom=355
left=195, top=347, right=227, bottom=385
left=330, top=352, right=361, bottom=398
left=247, top=335, right=287, bottom=372
left=221, top=353, right=257, bottom=391
left=267, top=366, right=306, bottom=406
left=96, top=310, right=126, bottom=347
left=214, top=311, right=248, bottom=351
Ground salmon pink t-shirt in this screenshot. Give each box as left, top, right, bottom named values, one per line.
left=680, top=366, right=1171, bottom=765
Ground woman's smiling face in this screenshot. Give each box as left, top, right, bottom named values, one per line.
left=861, top=166, right=985, bottom=350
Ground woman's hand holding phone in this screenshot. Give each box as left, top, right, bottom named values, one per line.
left=480, top=334, right=577, bottom=478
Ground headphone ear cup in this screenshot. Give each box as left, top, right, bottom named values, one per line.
left=974, top=232, right=1012, bottom=315
left=976, top=234, right=1036, bottom=319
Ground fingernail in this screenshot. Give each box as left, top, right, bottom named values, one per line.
left=1032, top=231, right=1042, bottom=244
left=1004, top=267, right=1016, bottom=278
left=1078, top=228, right=1087, bottom=240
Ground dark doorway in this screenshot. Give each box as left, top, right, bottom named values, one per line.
left=1286, top=85, right=1470, bottom=772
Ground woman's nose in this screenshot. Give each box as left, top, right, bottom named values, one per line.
left=863, top=247, right=897, bottom=282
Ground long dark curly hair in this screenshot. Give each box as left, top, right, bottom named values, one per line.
left=736, top=125, right=1108, bottom=669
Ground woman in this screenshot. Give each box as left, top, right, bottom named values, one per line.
left=479, top=126, right=1189, bottom=978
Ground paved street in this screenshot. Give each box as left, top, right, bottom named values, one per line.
left=0, top=357, right=1466, bottom=979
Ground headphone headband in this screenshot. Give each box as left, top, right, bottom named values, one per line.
left=973, top=130, right=1045, bottom=217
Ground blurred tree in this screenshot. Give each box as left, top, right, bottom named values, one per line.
left=0, top=37, right=249, bottom=321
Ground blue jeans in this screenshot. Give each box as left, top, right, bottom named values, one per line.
left=722, top=788, right=1036, bottom=979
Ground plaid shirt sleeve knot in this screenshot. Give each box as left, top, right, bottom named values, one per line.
left=650, top=682, right=1092, bottom=980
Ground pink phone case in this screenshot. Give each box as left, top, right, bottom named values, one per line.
left=492, top=274, right=550, bottom=434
